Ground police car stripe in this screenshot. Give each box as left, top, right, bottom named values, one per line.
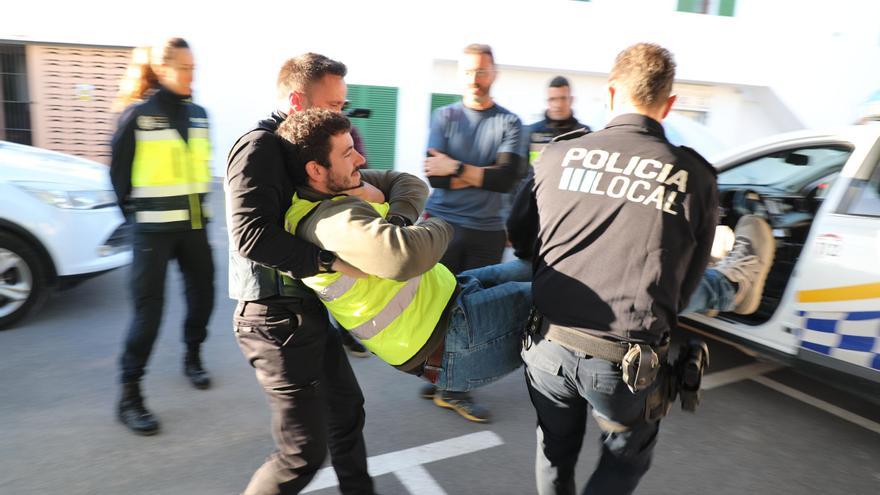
left=805, top=318, right=837, bottom=333
left=802, top=341, right=832, bottom=355
left=838, top=335, right=875, bottom=352
left=796, top=309, right=880, bottom=372
left=797, top=282, right=880, bottom=303
left=846, top=311, right=880, bottom=320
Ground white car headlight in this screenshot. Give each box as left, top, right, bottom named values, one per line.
left=13, top=181, right=117, bottom=210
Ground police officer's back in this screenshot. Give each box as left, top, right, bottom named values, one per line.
left=524, top=43, right=718, bottom=494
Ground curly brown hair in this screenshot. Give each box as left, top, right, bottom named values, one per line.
left=276, top=53, right=347, bottom=99
left=609, top=43, right=676, bottom=109
left=276, top=108, right=352, bottom=184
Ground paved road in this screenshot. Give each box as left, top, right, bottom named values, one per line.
left=1, top=186, right=878, bottom=494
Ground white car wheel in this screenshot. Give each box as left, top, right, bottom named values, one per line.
left=0, top=232, right=51, bottom=329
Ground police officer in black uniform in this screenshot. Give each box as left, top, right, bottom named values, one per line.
left=110, top=38, right=214, bottom=436
left=524, top=76, right=591, bottom=168
left=524, top=43, right=719, bottom=494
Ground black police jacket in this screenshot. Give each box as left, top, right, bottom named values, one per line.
left=532, top=114, right=719, bottom=346
left=526, top=112, right=590, bottom=158
left=110, top=86, right=208, bottom=222
left=226, top=111, right=321, bottom=301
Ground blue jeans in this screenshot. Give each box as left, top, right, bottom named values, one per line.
left=523, top=337, right=660, bottom=495
left=436, top=259, right=533, bottom=392
left=431, top=261, right=734, bottom=393
left=682, top=267, right=736, bottom=315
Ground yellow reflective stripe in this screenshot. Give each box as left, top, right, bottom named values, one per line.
left=348, top=275, right=422, bottom=340
left=529, top=143, right=546, bottom=165
left=797, top=282, right=880, bottom=303
left=318, top=275, right=358, bottom=302
left=135, top=129, right=179, bottom=142
left=135, top=209, right=189, bottom=223
left=131, top=182, right=211, bottom=198
left=188, top=194, right=202, bottom=229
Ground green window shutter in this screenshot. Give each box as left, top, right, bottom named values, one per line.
left=677, top=0, right=735, bottom=16
left=718, top=0, right=736, bottom=16
left=346, top=84, right=398, bottom=170
left=677, top=0, right=699, bottom=13
left=430, top=93, right=461, bottom=118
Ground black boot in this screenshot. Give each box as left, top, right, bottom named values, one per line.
left=118, top=382, right=160, bottom=435
left=184, top=345, right=211, bottom=390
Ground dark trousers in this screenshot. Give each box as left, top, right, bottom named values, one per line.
left=523, top=337, right=660, bottom=495
left=120, top=229, right=215, bottom=384
left=234, top=297, right=373, bottom=495
left=439, top=222, right=507, bottom=275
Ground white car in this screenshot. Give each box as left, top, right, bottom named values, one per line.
left=682, top=125, right=880, bottom=388
left=0, top=141, right=131, bottom=329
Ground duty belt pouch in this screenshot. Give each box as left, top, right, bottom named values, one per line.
left=621, top=344, right=661, bottom=393
left=522, top=307, right=543, bottom=350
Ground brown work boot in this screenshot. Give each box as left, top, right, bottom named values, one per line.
left=714, top=215, right=775, bottom=315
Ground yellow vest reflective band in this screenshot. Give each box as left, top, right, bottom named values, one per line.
left=284, top=195, right=457, bottom=365
left=131, top=125, right=212, bottom=229
left=529, top=142, right=545, bottom=166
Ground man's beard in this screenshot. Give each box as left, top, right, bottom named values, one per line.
left=326, top=173, right=360, bottom=194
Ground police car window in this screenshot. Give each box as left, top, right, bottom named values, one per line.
left=842, top=159, right=880, bottom=217
left=718, top=146, right=852, bottom=193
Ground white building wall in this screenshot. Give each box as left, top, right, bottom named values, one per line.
left=3, top=0, right=880, bottom=177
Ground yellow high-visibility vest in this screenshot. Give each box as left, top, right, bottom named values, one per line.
left=284, top=195, right=457, bottom=365
left=130, top=117, right=211, bottom=230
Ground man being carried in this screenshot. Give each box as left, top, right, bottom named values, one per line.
left=278, top=108, right=531, bottom=392
left=276, top=108, right=775, bottom=402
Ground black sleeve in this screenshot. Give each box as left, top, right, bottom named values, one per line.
left=109, top=106, right=138, bottom=213
left=679, top=174, right=720, bottom=309
left=226, top=131, right=321, bottom=278
left=481, top=151, right=524, bottom=193
left=427, top=175, right=452, bottom=189
left=506, top=170, right=538, bottom=260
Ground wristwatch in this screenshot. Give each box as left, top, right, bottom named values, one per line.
left=453, top=161, right=465, bottom=177
left=318, top=249, right=337, bottom=273
left=387, top=214, right=412, bottom=227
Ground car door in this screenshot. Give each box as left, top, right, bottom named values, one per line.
left=788, top=130, right=880, bottom=381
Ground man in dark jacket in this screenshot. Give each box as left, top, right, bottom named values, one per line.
left=226, top=53, right=413, bottom=495
left=523, top=76, right=590, bottom=168
left=523, top=43, right=774, bottom=495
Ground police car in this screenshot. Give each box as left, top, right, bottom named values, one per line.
left=0, top=141, right=131, bottom=329
left=681, top=125, right=880, bottom=387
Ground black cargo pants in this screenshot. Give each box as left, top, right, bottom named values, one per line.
left=120, top=229, right=215, bottom=384
left=234, top=296, right=373, bottom=495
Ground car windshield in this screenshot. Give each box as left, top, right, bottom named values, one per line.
left=718, top=146, right=852, bottom=193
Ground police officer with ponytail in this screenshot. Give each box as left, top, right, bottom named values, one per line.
left=110, top=37, right=214, bottom=436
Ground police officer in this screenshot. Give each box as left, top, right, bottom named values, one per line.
left=524, top=43, right=719, bottom=494
left=110, top=37, right=214, bottom=436
left=523, top=76, right=591, bottom=168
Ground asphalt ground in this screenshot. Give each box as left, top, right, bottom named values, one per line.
left=1, top=186, right=878, bottom=494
